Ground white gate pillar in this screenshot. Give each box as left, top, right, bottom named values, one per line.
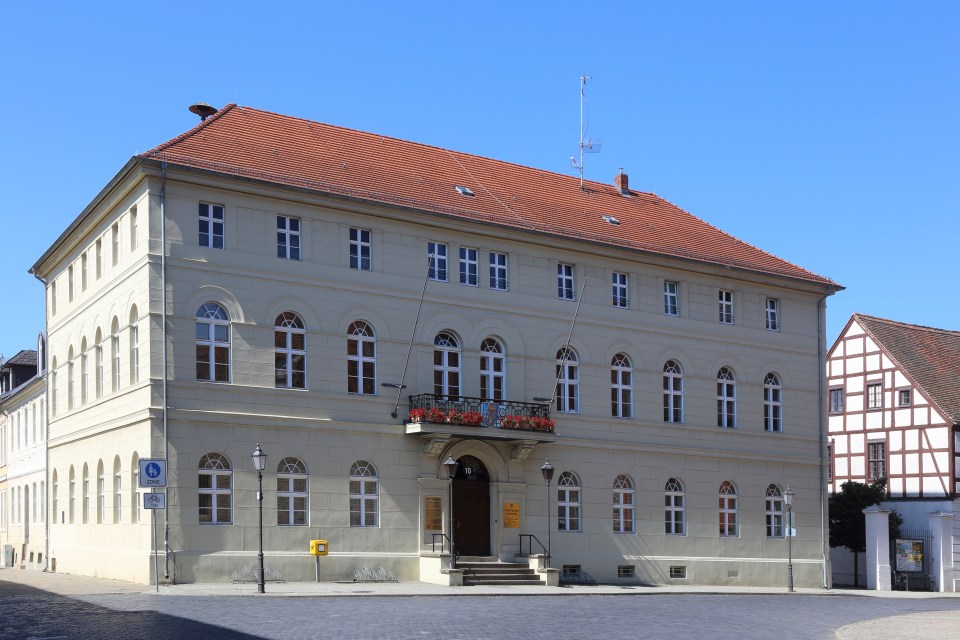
left=928, top=511, right=955, bottom=593
left=863, top=505, right=892, bottom=590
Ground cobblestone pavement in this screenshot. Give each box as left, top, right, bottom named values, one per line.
left=3, top=570, right=960, bottom=640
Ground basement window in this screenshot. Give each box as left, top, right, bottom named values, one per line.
left=601, top=214, right=620, bottom=225
left=455, top=185, right=475, bottom=197
left=562, top=564, right=582, bottom=576
left=618, top=565, right=635, bottom=578
left=669, top=566, right=686, bottom=579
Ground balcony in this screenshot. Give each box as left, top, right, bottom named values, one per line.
left=405, top=394, right=555, bottom=458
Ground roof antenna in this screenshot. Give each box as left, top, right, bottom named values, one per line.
left=189, top=102, right=218, bottom=122
left=570, top=75, right=601, bottom=190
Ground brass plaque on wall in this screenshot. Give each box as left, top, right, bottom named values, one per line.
left=424, top=496, right=443, bottom=531
left=503, top=502, right=521, bottom=528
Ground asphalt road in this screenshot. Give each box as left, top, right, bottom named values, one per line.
left=3, top=589, right=960, bottom=640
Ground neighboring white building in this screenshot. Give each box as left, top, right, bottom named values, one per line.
left=30, top=104, right=840, bottom=586
left=0, top=347, right=46, bottom=569
left=826, top=313, right=960, bottom=590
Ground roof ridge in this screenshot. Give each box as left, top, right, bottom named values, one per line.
left=855, top=313, right=960, bottom=336
left=141, top=103, right=238, bottom=156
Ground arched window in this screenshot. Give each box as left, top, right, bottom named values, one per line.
left=131, top=453, right=141, bottom=524
left=663, top=360, right=683, bottom=423
left=556, top=347, right=579, bottom=413
left=611, top=353, right=632, bottom=418
left=665, top=478, right=685, bottom=535
left=764, top=373, right=782, bottom=432
left=349, top=460, right=379, bottom=527
left=719, top=481, right=738, bottom=537
left=198, top=453, right=232, bottom=524
left=275, top=312, right=306, bottom=389
left=113, top=456, right=122, bottom=524
left=111, top=317, right=121, bottom=392
left=277, top=457, right=308, bottom=526
left=433, top=332, right=460, bottom=399
left=82, top=463, right=90, bottom=524
left=50, top=357, right=58, bottom=416
left=67, top=347, right=75, bottom=410
left=196, top=304, right=230, bottom=382
left=765, top=484, right=784, bottom=538
left=52, top=470, right=59, bottom=524
left=347, top=321, right=376, bottom=395
left=80, top=337, right=89, bottom=405
left=68, top=465, right=75, bottom=523
left=557, top=471, right=581, bottom=531
left=97, top=460, right=105, bottom=524
left=479, top=338, right=504, bottom=402
left=613, top=474, right=635, bottom=533
left=129, top=306, right=139, bottom=384
left=717, top=367, right=736, bottom=428
left=94, top=328, right=103, bottom=399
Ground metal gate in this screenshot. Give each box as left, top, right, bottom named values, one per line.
left=891, top=528, right=934, bottom=591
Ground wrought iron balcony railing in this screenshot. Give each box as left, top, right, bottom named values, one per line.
left=408, top=394, right=554, bottom=434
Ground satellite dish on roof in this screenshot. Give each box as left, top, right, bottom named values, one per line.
left=189, top=102, right=218, bottom=121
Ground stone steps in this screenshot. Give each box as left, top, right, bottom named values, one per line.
left=457, top=561, right=545, bottom=586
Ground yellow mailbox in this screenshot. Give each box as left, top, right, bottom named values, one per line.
left=309, top=539, right=329, bottom=556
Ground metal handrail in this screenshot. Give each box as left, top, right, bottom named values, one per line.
left=431, top=532, right=452, bottom=555
left=519, top=533, right=548, bottom=557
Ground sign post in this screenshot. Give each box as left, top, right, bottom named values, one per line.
left=139, top=459, right=168, bottom=592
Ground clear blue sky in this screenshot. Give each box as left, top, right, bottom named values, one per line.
left=2, top=2, right=957, bottom=359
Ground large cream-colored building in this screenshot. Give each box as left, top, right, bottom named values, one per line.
left=30, top=104, right=840, bottom=586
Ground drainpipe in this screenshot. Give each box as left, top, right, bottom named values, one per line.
left=817, top=295, right=828, bottom=588
left=160, top=162, right=170, bottom=580
left=31, top=272, right=50, bottom=572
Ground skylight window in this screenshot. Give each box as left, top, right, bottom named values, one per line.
left=455, top=185, right=475, bottom=197
left=602, top=214, right=620, bottom=226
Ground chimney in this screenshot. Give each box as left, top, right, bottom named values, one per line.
left=614, top=168, right=629, bottom=196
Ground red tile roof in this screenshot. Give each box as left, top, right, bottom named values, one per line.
left=141, top=104, right=837, bottom=287
left=853, top=314, right=960, bottom=424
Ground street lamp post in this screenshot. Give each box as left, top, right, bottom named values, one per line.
left=252, top=443, right=267, bottom=594
left=443, top=454, right=459, bottom=570
left=783, top=484, right=795, bottom=592
left=540, top=460, right=554, bottom=568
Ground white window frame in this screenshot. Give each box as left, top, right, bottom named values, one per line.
left=428, top=242, right=448, bottom=281
left=765, top=298, right=780, bottom=331
left=112, top=222, right=120, bottom=266
left=69, top=467, right=76, bottom=524
left=95, top=238, right=102, bottom=280
left=556, top=347, right=579, bottom=413
left=130, top=207, right=138, bottom=253
left=717, top=367, right=736, bottom=428
left=611, top=353, right=632, bottom=418
left=276, top=215, right=301, bottom=261
left=198, top=453, right=232, bottom=525
left=663, top=360, right=683, bottom=423
left=131, top=455, right=141, bottom=524
left=67, top=349, right=75, bottom=411
left=68, top=265, right=74, bottom=302
left=867, top=383, right=882, bottom=410
left=764, top=372, right=782, bottom=432
left=613, top=474, right=635, bottom=533
left=557, top=263, right=575, bottom=300
left=459, top=247, right=478, bottom=286
left=868, top=441, right=886, bottom=481
left=719, top=290, right=734, bottom=324
left=111, top=318, right=121, bottom=392
left=113, top=457, right=122, bottom=524
left=612, top=272, right=628, bottom=308
left=97, top=461, right=105, bottom=524
left=275, top=312, right=306, bottom=389
left=557, top=472, right=581, bottom=532
left=82, top=464, right=90, bottom=524
left=349, top=460, right=379, bottom=527
left=348, top=321, right=376, bottom=395
left=95, top=330, right=103, bottom=399
left=765, top=484, right=784, bottom=538
left=665, top=478, right=685, bottom=535
left=129, top=311, right=139, bottom=385
left=277, top=457, right=309, bottom=526
left=199, top=202, right=224, bottom=249
left=719, top=481, right=738, bottom=537
left=196, top=303, right=230, bottom=383
left=898, top=389, right=911, bottom=407
left=480, top=338, right=504, bottom=402
left=433, top=332, right=460, bottom=398
left=81, top=252, right=88, bottom=291
left=80, top=340, right=89, bottom=405
left=350, top=228, right=371, bottom=271
left=664, top=281, right=679, bottom=316
left=489, top=252, right=508, bottom=290
left=829, top=387, right=844, bottom=413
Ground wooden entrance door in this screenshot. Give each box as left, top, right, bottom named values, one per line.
left=452, top=456, right=490, bottom=556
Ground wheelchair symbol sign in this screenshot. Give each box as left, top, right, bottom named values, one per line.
left=138, top=459, right=167, bottom=488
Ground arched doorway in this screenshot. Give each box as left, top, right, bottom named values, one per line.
left=453, top=455, right=490, bottom=557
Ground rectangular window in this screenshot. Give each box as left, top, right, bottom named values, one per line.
left=765, top=298, right=779, bottom=331
left=664, top=281, right=679, bottom=316
left=459, top=247, right=478, bottom=286
left=129, top=207, right=138, bottom=252
left=898, top=389, right=911, bottom=407
left=428, top=242, right=447, bottom=281
left=349, top=228, right=371, bottom=270
left=867, top=383, right=882, bottom=409
left=68, top=265, right=74, bottom=302
left=81, top=253, right=88, bottom=291
left=612, top=272, right=628, bottom=308
left=617, top=565, right=635, bottom=578
left=669, top=566, right=686, bottom=579
left=51, top=281, right=57, bottom=316
left=199, top=203, right=224, bottom=249
left=95, top=239, right=102, bottom=279
left=112, top=223, right=120, bottom=266
left=718, top=290, right=734, bottom=324
left=829, top=387, right=844, bottom=413
left=557, top=263, right=575, bottom=300
left=868, top=441, right=886, bottom=481
left=489, top=252, right=508, bottom=290
left=276, top=215, right=301, bottom=260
